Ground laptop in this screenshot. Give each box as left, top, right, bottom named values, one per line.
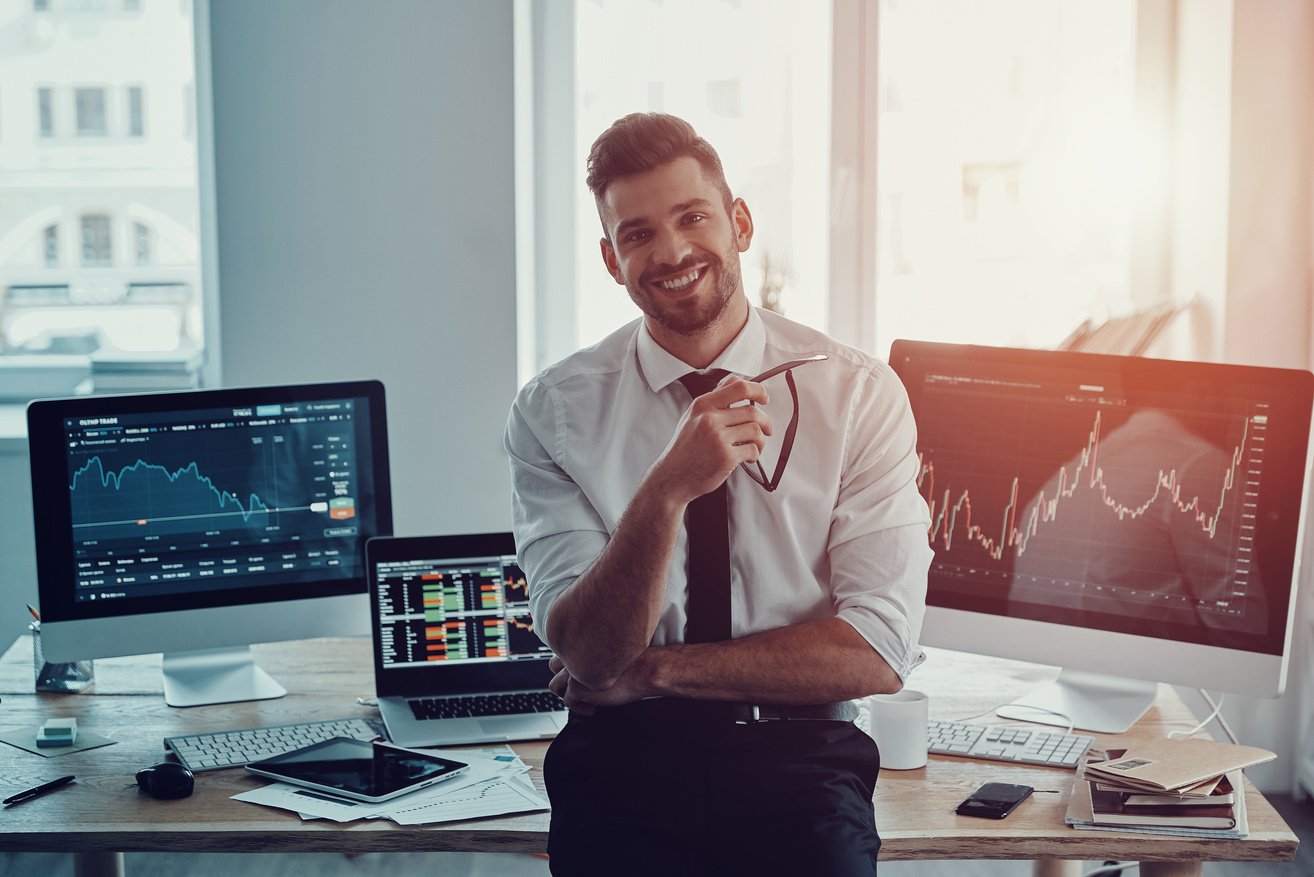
left=366, top=533, right=568, bottom=747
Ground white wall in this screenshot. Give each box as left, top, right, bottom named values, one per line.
left=207, top=0, right=519, bottom=538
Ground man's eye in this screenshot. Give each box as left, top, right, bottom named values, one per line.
left=683, top=214, right=706, bottom=225
left=624, top=230, right=650, bottom=244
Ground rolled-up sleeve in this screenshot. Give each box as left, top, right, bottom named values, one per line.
left=504, top=379, right=609, bottom=652
left=829, top=365, right=933, bottom=680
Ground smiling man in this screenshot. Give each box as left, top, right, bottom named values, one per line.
left=504, top=113, right=932, bottom=876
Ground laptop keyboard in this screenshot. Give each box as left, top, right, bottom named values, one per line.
left=408, top=690, right=566, bottom=721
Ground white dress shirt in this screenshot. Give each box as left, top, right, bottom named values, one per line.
left=504, top=307, right=933, bottom=680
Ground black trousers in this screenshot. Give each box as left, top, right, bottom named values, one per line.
left=543, top=709, right=882, bottom=876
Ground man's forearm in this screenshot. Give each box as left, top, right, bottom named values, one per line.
left=546, top=472, right=686, bottom=689
left=632, top=617, right=903, bottom=705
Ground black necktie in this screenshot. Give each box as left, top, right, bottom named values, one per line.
left=679, top=369, right=732, bottom=643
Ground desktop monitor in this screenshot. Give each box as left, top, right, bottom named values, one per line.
left=27, top=380, right=392, bottom=707
left=889, top=340, right=1314, bottom=732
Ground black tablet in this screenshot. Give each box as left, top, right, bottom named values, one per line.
left=245, top=737, right=467, bottom=803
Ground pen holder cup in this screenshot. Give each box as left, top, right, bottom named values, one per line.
left=30, top=623, right=94, bottom=693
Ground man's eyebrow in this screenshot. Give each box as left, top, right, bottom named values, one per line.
left=613, top=198, right=716, bottom=236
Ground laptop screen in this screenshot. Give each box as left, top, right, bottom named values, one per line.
left=374, top=553, right=551, bottom=669
left=367, top=533, right=557, bottom=697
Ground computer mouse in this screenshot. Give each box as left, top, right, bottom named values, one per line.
left=135, top=762, right=194, bottom=800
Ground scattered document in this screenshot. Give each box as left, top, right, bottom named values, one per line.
left=233, top=745, right=548, bottom=825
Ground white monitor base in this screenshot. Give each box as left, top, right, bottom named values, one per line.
left=161, top=646, right=287, bottom=708
left=995, top=669, right=1158, bottom=734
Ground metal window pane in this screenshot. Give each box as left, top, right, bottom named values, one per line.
left=134, top=222, right=151, bottom=265
left=38, top=87, right=53, bottom=137
left=128, top=85, right=144, bottom=137
left=44, top=225, right=59, bottom=268
left=81, top=215, right=112, bottom=266
left=75, top=87, right=107, bottom=136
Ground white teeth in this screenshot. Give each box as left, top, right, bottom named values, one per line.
left=659, top=269, right=701, bottom=291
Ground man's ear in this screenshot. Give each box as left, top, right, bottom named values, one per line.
left=600, top=237, right=624, bottom=285
left=731, top=198, right=754, bottom=253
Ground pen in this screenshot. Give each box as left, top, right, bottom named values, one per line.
left=3, top=775, right=75, bottom=806
left=26, top=604, right=40, bottom=623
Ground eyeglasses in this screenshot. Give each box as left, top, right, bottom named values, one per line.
left=740, top=354, right=827, bottom=492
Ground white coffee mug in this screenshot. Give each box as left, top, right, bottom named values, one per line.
left=867, top=689, right=929, bottom=770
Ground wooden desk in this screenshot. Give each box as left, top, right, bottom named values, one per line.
left=0, top=637, right=1297, bottom=876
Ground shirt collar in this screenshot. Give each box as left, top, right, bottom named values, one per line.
left=636, top=306, right=767, bottom=393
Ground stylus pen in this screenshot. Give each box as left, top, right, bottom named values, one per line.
left=3, top=775, right=75, bottom=805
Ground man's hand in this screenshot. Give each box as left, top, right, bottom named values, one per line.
left=549, top=654, right=652, bottom=715
left=651, top=377, right=772, bottom=504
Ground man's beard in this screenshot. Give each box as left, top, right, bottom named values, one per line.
left=627, top=248, right=742, bottom=336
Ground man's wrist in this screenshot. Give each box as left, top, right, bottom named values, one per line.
left=633, top=464, right=692, bottom=518
left=631, top=647, right=671, bottom=699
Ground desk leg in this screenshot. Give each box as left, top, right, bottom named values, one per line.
left=74, top=851, right=124, bottom=877
left=1139, top=864, right=1202, bottom=877
left=1033, top=861, right=1081, bottom=877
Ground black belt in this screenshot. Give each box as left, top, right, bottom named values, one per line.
left=592, top=698, right=857, bottom=725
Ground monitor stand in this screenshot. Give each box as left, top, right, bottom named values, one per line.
left=994, top=668, right=1158, bottom=734
left=161, top=646, right=287, bottom=708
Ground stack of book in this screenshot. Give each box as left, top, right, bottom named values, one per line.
left=1064, top=738, right=1275, bottom=838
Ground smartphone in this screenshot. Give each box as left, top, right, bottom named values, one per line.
left=955, top=782, right=1034, bottom=819
left=246, top=737, right=468, bottom=803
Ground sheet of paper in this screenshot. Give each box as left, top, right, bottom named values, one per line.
left=234, top=783, right=375, bottom=823
left=386, top=777, right=549, bottom=826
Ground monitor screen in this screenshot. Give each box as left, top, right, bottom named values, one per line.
left=889, top=340, right=1313, bottom=728
left=28, top=380, right=393, bottom=632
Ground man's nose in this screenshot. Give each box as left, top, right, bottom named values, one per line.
left=651, top=227, right=694, bottom=270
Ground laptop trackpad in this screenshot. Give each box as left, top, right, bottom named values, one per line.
left=479, top=716, right=553, bottom=737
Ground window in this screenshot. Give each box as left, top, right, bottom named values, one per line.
left=870, top=0, right=1142, bottom=358
left=134, top=221, right=151, bottom=265
left=37, top=87, right=54, bottom=138
left=43, top=225, right=59, bottom=268
left=127, top=85, right=145, bottom=137
left=75, top=87, right=108, bottom=136
left=81, top=215, right=113, bottom=266
left=0, top=2, right=203, bottom=399
left=570, top=0, right=832, bottom=351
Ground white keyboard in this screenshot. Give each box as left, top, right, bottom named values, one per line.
left=164, top=716, right=385, bottom=772
left=927, top=719, right=1093, bottom=768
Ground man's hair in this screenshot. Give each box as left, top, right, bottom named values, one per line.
left=586, top=113, right=733, bottom=220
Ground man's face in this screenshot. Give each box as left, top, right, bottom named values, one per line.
left=598, top=156, right=753, bottom=338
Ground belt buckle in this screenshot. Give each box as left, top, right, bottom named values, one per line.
left=735, top=705, right=771, bottom=725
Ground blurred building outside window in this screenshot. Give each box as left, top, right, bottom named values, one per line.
left=0, top=0, right=203, bottom=402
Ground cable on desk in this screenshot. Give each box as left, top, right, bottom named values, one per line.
left=1167, top=689, right=1237, bottom=744
left=1082, top=862, right=1136, bottom=877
